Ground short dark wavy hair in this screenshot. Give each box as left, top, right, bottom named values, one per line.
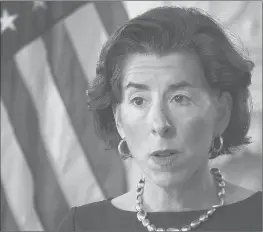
left=86, top=6, right=254, bottom=159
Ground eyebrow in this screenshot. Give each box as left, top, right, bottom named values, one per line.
left=124, top=80, right=193, bottom=91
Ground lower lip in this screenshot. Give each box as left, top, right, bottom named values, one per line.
left=150, top=153, right=179, bottom=166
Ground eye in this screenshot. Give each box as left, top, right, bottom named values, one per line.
left=171, top=94, right=191, bottom=105
left=131, top=97, right=145, bottom=106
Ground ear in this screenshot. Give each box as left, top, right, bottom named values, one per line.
left=214, top=91, right=233, bottom=135
left=112, top=104, right=125, bottom=139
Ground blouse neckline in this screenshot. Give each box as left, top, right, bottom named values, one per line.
left=106, top=191, right=261, bottom=214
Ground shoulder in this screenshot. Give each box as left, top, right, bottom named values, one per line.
left=237, top=190, right=262, bottom=217
left=226, top=191, right=262, bottom=228
left=238, top=190, right=262, bottom=208
left=244, top=190, right=262, bottom=207
left=209, top=191, right=262, bottom=231
left=224, top=181, right=260, bottom=205
left=76, top=198, right=112, bottom=215
left=56, top=199, right=112, bottom=232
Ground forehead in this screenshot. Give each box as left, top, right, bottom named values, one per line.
left=122, top=51, right=207, bottom=88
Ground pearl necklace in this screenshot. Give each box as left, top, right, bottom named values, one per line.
left=135, top=168, right=226, bottom=231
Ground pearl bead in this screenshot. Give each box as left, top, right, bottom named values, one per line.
left=218, top=182, right=226, bottom=188
left=207, top=208, right=216, bottom=215
left=199, top=214, right=208, bottom=222
left=156, top=228, right=165, bottom=231
left=147, top=224, right=156, bottom=231
left=190, top=219, right=201, bottom=228
left=142, top=219, right=150, bottom=227
left=181, top=225, right=191, bottom=231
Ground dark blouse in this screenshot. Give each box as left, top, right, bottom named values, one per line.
left=56, top=191, right=262, bottom=232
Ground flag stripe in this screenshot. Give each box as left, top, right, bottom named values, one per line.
left=1, top=181, right=20, bottom=231
left=1, top=102, right=44, bottom=230
left=1, top=59, right=69, bottom=232
left=42, top=18, right=107, bottom=202
left=94, top=1, right=129, bottom=35
left=64, top=3, right=108, bottom=82
left=62, top=3, right=127, bottom=198
left=16, top=33, right=105, bottom=207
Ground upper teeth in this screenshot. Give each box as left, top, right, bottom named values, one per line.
left=156, top=153, right=173, bottom=157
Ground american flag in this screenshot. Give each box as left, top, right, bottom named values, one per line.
left=1, top=1, right=129, bottom=231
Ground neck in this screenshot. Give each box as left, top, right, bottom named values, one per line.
left=136, top=164, right=220, bottom=212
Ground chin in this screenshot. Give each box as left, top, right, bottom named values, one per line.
left=148, top=168, right=187, bottom=188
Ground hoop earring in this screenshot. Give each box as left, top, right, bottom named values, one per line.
left=118, top=138, right=132, bottom=160
left=209, top=135, right=223, bottom=159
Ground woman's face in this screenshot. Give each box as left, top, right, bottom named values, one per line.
left=114, top=51, right=231, bottom=188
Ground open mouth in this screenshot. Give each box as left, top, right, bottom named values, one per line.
left=151, top=149, right=179, bottom=157
left=150, top=150, right=180, bottom=166
left=154, top=152, right=175, bottom=157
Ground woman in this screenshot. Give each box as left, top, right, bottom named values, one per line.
left=57, top=6, right=262, bottom=232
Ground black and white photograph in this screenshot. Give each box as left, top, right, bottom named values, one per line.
left=1, top=1, right=262, bottom=231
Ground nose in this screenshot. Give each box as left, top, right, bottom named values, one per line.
left=150, top=104, right=173, bottom=137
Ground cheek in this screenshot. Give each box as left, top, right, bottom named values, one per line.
left=178, top=114, right=214, bottom=152
left=121, top=106, right=142, bottom=133
left=120, top=106, right=148, bottom=153
left=176, top=97, right=217, bottom=150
